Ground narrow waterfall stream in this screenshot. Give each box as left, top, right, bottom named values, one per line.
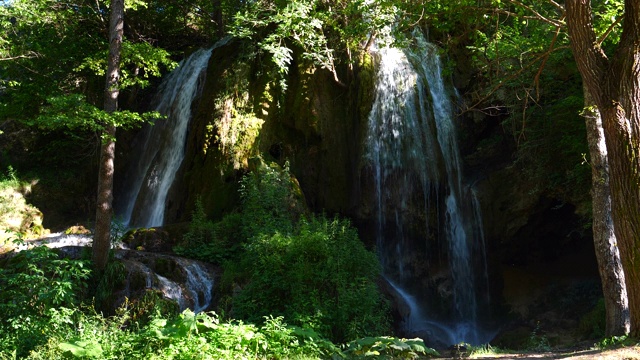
left=119, top=44, right=220, bottom=228
left=365, top=33, right=491, bottom=346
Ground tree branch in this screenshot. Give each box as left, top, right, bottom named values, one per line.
left=0, top=52, right=39, bottom=61
left=534, top=21, right=563, bottom=99
left=597, top=14, right=624, bottom=46
left=461, top=45, right=569, bottom=115
left=546, top=0, right=565, bottom=13
left=506, top=0, right=565, bottom=27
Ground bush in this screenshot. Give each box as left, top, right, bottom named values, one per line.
left=174, top=199, right=243, bottom=264
left=178, top=161, right=390, bottom=343
left=234, top=216, right=390, bottom=342
left=0, top=245, right=91, bottom=356
left=238, top=160, right=302, bottom=239
left=343, top=336, right=439, bottom=359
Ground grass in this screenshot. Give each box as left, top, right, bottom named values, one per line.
left=469, top=343, right=508, bottom=358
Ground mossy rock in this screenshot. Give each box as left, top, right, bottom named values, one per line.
left=64, top=225, right=92, bottom=235
left=123, top=227, right=174, bottom=253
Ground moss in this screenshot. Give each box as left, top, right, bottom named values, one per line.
left=358, top=52, right=376, bottom=126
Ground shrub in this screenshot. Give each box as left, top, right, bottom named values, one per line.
left=178, top=161, right=390, bottom=343
left=234, top=216, right=390, bottom=342
left=343, top=336, right=439, bottom=359
left=0, top=245, right=91, bottom=356
left=578, top=298, right=606, bottom=339
left=174, top=199, right=243, bottom=264
left=238, top=160, right=301, bottom=239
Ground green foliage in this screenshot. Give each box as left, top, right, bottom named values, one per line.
left=0, top=0, right=175, bottom=144
left=0, top=246, right=91, bottom=316
left=469, top=343, right=506, bottom=357
left=22, top=309, right=340, bottom=359
left=177, top=162, right=389, bottom=343
left=343, top=336, right=438, bottom=359
left=0, top=246, right=92, bottom=356
left=0, top=167, right=25, bottom=241
left=75, top=40, right=177, bottom=89
left=594, top=334, right=635, bottom=350
left=33, top=94, right=163, bottom=141
left=238, top=161, right=300, bottom=239
left=525, top=322, right=551, bottom=352
left=579, top=298, right=606, bottom=339
left=234, top=215, right=390, bottom=342
left=127, top=290, right=180, bottom=326
left=174, top=199, right=243, bottom=264
left=93, top=259, right=127, bottom=312
left=229, top=0, right=400, bottom=88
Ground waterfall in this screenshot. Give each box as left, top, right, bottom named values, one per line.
left=365, top=33, right=491, bottom=345
left=120, top=42, right=226, bottom=228
left=176, top=258, right=215, bottom=313
left=120, top=254, right=215, bottom=313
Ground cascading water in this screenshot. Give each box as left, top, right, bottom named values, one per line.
left=119, top=255, right=215, bottom=312
left=365, top=33, right=491, bottom=346
left=176, top=258, right=215, bottom=313
left=120, top=42, right=223, bottom=227
left=23, top=234, right=217, bottom=313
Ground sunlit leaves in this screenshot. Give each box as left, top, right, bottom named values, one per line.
left=592, top=0, right=624, bottom=47
left=231, top=0, right=332, bottom=86
left=76, top=40, right=177, bottom=89
left=35, top=94, right=162, bottom=140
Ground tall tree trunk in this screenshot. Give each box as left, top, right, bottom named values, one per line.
left=583, top=86, right=630, bottom=336
left=93, top=0, right=124, bottom=271
left=567, top=0, right=640, bottom=337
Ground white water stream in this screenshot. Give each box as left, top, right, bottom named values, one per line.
left=20, top=233, right=216, bottom=313
left=366, top=33, right=491, bottom=345
left=120, top=44, right=221, bottom=227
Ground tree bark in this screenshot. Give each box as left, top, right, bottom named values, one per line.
left=93, top=0, right=124, bottom=271
left=583, top=86, right=630, bottom=336
left=567, top=0, right=640, bottom=337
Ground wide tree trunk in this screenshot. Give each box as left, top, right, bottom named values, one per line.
left=583, top=87, right=630, bottom=336
left=567, top=0, right=640, bottom=337
left=93, top=0, right=124, bottom=271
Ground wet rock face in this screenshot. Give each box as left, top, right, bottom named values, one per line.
left=114, top=250, right=217, bottom=314
left=122, top=227, right=177, bottom=253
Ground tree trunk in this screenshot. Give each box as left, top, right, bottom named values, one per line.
left=567, top=0, right=640, bottom=337
left=583, top=86, right=630, bottom=336
left=93, top=0, right=124, bottom=271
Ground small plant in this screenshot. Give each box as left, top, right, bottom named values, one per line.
left=109, top=217, right=127, bottom=247
left=526, top=322, right=551, bottom=352
left=93, top=259, right=126, bottom=313
left=578, top=298, right=606, bottom=339
left=469, top=343, right=505, bottom=358
left=343, top=336, right=439, bottom=359
left=594, top=334, right=635, bottom=350
left=174, top=199, right=243, bottom=264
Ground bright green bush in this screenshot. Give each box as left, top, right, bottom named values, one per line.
left=234, top=216, right=390, bottom=342
left=343, top=336, right=438, bottom=359
left=238, top=160, right=301, bottom=239
left=178, top=161, right=390, bottom=343
left=2, top=308, right=340, bottom=359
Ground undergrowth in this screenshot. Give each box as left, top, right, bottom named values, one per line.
left=176, top=161, right=391, bottom=343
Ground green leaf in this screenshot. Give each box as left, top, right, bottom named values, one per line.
left=59, top=340, right=104, bottom=358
